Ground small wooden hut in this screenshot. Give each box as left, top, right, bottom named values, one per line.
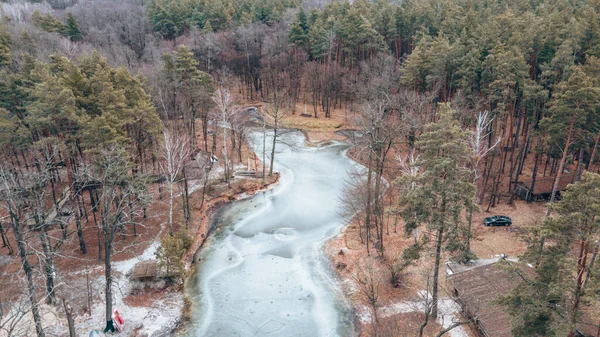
left=513, top=173, right=574, bottom=202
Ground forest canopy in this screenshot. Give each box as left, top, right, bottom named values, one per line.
left=1, top=0, right=600, bottom=336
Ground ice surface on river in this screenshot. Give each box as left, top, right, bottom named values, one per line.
left=186, top=131, right=356, bottom=337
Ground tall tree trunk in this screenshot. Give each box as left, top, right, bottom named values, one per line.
left=262, top=120, right=267, bottom=181
left=93, top=210, right=102, bottom=261
left=466, top=206, right=473, bottom=254
left=547, top=114, right=576, bottom=216
left=538, top=115, right=577, bottom=266
left=478, top=153, right=496, bottom=204
left=432, top=224, right=444, bottom=319
left=39, top=228, right=56, bottom=304
left=364, top=147, right=374, bottom=256
left=575, top=148, right=584, bottom=182
left=74, top=194, right=87, bottom=254
left=0, top=221, right=13, bottom=254
left=223, top=126, right=230, bottom=186
left=571, top=238, right=588, bottom=331
left=529, top=152, right=540, bottom=203
left=10, top=211, right=45, bottom=337
left=587, top=129, right=600, bottom=171
left=62, top=298, right=76, bottom=337
left=269, top=128, right=277, bottom=176
left=182, top=166, right=190, bottom=227
left=168, top=181, right=174, bottom=236
left=103, top=225, right=114, bottom=333
left=202, top=112, right=209, bottom=152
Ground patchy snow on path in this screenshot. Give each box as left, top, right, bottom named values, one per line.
left=75, top=241, right=182, bottom=337
left=358, top=290, right=468, bottom=337
left=75, top=231, right=183, bottom=337
left=113, top=239, right=160, bottom=275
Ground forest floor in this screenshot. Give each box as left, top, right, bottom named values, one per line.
left=0, top=116, right=278, bottom=337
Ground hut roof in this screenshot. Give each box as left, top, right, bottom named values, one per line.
left=448, top=261, right=534, bottom=337
left=519, top=173, right=574, bottom=195
left=131, top=260, right=158, bottom=280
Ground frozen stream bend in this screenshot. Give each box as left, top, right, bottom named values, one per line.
left=185, top=131, right=357, bottom=337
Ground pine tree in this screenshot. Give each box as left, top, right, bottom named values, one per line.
left=202, top=20, right=214, bottom=33
left=503, top=173, right=600, bottom=336
left=63, top=12, right=83, bottom=42
left=400, top=103, right=475, bottom=319
left=542, top=67, right=600, bottom=212
left=148, top=0, right=189, bottom=40
left=0, top=24, right=11, bottom=67
left=26, top=63, right=81, bottom=141
left=289, top=13, right=309, bottom=50
left=173, top=45, right=214, bottom=139
left=31, top=10, right=65, bottom=33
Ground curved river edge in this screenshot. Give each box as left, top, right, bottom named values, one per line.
left=181, top=173, right=281, bottom=270
left=177, top=129, right=362, bottom=337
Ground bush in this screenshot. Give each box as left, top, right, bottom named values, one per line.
left=173, top=229, right=193, bottom=251
left=156, top=230, right=190, bottom=284
left=386, top=243, right=422, bottom=288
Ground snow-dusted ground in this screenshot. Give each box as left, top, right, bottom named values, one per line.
left=357, top=290, right=468, bottom=337
left=184, top=131, right=357, bottom=337
left=74, top=240, right=183, bottom=337
left=0, top=239, right=183, bottom=337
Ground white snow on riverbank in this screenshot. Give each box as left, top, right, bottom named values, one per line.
left=1, top=241, right=183, bottom=337
left=74, top=239, right=183, bottom=337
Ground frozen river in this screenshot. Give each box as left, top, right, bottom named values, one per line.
left=184, top=131, right=357, bottom=337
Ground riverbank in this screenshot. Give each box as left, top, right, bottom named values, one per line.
left=75, top=156, right=280, bottom=337
left=0, top=112, right=281, bottom=336
left=307, top=113, right=547, bottom=337
left=181, top=126, right=359, bottom=337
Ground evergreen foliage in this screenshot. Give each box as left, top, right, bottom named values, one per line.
left=501, top=173, right=600, bottom=336
left=147, top=0, right=297, bottom=39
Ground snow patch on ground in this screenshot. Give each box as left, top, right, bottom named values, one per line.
left=358, top=290, right=468, bottom=337
left=75, top=244, right=183, bottom=337
left=76, top=239, right=183, bottom=336
left=74, top=275, right=183, bottom=337
left=113, top=240, right=160, bottom=275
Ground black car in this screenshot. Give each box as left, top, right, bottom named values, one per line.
left=483, top=215, right=512, bottom=226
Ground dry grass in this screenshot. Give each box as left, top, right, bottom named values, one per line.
left=281, top=114, right=345, bottom=131
left=375, top=312, right=443, bottom=337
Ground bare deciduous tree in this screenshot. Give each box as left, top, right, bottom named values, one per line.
left=352, top=259, right=381, bottom=334
left=82, top=146, right=150, bottom=333
left=212, top=88, right=241, bottom=186
left=194, top=151, right=214, bottom=212
left=160, top=128, right=192, bottom=236
left=263, top=101, right=288, bottom=177
left=466, top=111, right=500, bottom=251
left=353, top=98, right=404, bottom=256
left=0, top=295, right=31, bottom=337
left=0, top=166, right=46, bottom=337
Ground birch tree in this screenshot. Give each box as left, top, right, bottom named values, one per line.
left=160, top=128, right=192, bottom=236
left=466, top=111, right=501, bottom=251
left=212, top=88, right=241, bottom=185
